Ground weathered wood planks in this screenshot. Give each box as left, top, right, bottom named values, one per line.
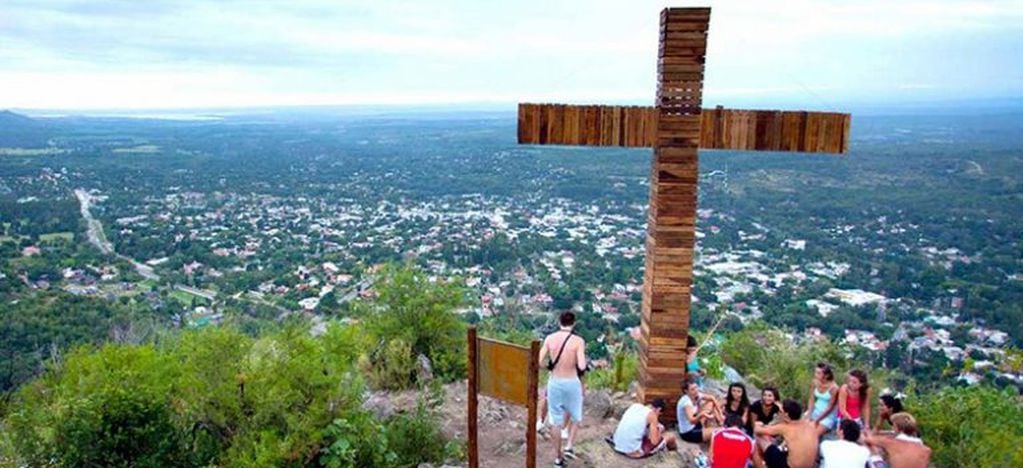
left=632, top=7, right=710, bottom=423
left=518, top=103, right=851, bottom=154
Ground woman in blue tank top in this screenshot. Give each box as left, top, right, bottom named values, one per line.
left=807, top=362, right=839, bottom=438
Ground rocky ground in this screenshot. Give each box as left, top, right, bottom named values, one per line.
left=365, top=379, right=744, bottom=467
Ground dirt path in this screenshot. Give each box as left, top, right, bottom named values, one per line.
left=373, top=382, right=708, bottom=467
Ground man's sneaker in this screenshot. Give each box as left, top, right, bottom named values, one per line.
left=553, top=458, right=565, bottom=467
left=536, top=420, right=545, bottom=433
left=563, top=448, right=578, bottom=460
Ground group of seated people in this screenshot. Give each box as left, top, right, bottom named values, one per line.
left=612, top=357, right=932, bottom=468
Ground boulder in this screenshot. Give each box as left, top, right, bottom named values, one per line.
left=416, top=353, right=434, bottom=383
left=362, top=391, right=395, bottom=419
left=585, top=389, right=614, bottom=419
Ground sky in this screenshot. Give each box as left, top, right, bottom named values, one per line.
left=1, top=0, right=1022, bottom=111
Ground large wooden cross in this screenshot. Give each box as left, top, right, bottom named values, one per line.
left=518, top=7, right=850, bottom=420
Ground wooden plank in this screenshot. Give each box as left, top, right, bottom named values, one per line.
left=526, top=340, right=539, bottom=468
left=468, top=327, right=479, bottom=468
left=517, top=103, right=849, bottom=153
left=639, top=6, right=707, bottom=421
left=477, top=337, right=533, bottom=406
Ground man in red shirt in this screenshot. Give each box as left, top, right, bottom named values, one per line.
left=710, top=414, right=755, bottom=468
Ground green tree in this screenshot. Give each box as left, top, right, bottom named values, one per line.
left=912, top=385, right=1023, bottom=467
left=357, top=263, right=468, bottom=387
left=2, top=323, right=456, bottom=466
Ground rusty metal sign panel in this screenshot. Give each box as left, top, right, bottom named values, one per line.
left=476, top=337, right=531, bottom=406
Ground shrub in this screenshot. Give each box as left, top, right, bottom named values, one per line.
left=719, top=323, right=889, bottom=409
left=4, top=344, right=187, bottom=466
left=361, top=338, right=416, bottom=391
left=588, top=346, right=638, bottom=392
left=56, top=391, right=189, bottom=467
left=912, top=385, right=1023, bottom=467
left=384, top=393, right=459, bottom=467
left=318, top=388, right=456, bottom=468
left=358, top=263, right=468, bottom=388
left=320, top=412, right=397, bottom=468
left=2, top=324, right=397, bottom=466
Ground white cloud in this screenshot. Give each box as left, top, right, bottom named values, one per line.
left=1, top=0, right=1020, bottom=109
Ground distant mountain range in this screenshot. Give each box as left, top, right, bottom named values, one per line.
left=0, top=110, right=53, bottom=147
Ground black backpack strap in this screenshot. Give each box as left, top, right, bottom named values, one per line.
left=549, top=330, right=574, bottom=369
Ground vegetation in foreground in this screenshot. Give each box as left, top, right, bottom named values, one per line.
left=0, top=264, right=463, bottom=467
left=1, top=263, right=1021, bottom=467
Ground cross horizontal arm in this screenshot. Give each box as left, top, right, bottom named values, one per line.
left=518, top=103, right=851, bottom=154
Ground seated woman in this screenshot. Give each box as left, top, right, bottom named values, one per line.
left=838, top=369, right=872, bottom=428
left=677, top=376, right=720, bottom=443
left=720, top=382, right=752, bottom=436
left=686, top=335, right=706, bottom=387
left=750, top=386, right=781, bottom=440
left=806, top=362, right=839, bottom=438
left=750, top=387, right=781, bottom=426
left=872, top=391, right=905, bottom=434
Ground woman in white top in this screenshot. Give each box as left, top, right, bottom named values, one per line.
left=677, top=376, right=720, bottom=443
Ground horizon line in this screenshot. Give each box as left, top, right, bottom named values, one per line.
left=7, top=95, right=1023, bottom=116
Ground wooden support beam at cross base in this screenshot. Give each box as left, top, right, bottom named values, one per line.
left=516, top=7, right=851, bottom=423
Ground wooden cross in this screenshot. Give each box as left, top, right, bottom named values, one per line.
left=517, top=7, right=851, bottom=420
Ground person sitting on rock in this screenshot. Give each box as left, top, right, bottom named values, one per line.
left=720, top=382, right=751, bottom=436
left=864, top=412, right=932, bottom=468
left=751, top=387, right=781, bottom=426
left=710, top=413, right=755, bottom=468
left=807, top=362, right=839, bottom=438
left=611, top=398, right=678, bottom=458
left=750, top=387, right=781, bottom=446
left=837, top=369, right=872, bottom=429
left=686, top=335, right=706, bottom=387
left=820, top=419, right=871, bottom=468
left=754, top=399, right=819, bottom=468
left=872, top=391, right=906, bottom=434
left=677, top=376, right=721, bottom=443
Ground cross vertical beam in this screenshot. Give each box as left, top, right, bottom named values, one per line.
left=637, top=7, right=710, bottom=419
left=515, top=6, right=851, bottom=424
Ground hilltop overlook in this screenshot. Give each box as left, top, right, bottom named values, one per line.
left=1, top=107, right=1023, bottom=466
left=2, top=267, right=1020, bottom=466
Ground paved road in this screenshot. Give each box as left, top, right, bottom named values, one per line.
left=175, top=284, right=217, bottom=301
left=75, top=188, right=160, bottom=281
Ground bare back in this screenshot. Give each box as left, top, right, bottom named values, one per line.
left=543, top=331, right=586, bottom=379
left=881, top=438, right=932, bottom=468
left=777, top=420, right=819, bottom=468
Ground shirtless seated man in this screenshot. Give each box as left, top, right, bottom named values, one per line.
left=864, top=412, right=932, bottom=468
left=753, top=399, right=819, bottom=468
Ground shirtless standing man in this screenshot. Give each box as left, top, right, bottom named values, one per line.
left=753, top=399, right=819, bottom=468
left=537, top=312, right=587, bottom=467
left=864, top=412, right=932, bottom=468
